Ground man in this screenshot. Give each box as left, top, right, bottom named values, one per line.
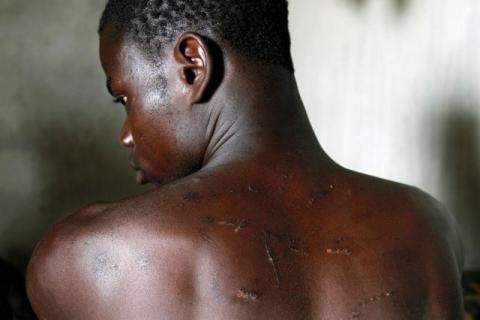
left=26, top=0, right=464, bottom=319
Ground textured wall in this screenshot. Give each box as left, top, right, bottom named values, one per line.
left=0, top=0, right=479, bottom=271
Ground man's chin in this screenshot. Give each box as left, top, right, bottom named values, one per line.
left=136, top=171, right=172, bottom=187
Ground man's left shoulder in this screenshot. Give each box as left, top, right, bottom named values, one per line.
left=351, top=177, right=464, bottom=318
left=352, top=173, right=461, bottom=243
left=346, top=171, right=463, bottom=271
left=395, top=186, right=464, bottom=318
left=398, top=186, right=463, bottom=266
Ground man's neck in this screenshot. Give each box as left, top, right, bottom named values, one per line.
left=200, top=59, right=331, bottom=178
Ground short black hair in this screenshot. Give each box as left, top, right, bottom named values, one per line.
left=99, top=0, right=294, bottom=72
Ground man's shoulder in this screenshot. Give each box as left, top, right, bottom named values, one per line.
left=28, top=177, right=212, bottom=269
left=343, top=169, right=456, bottom=225
left=329, top=170, right=464, bottom=318
left=27, top=191, right=198, bottom=271
left=338, top=168, right=463, bottom=268
left=26, top=191, right=202, bottom=317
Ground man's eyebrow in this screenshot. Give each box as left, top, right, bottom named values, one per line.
left=106, top=77, right=114, bottom=96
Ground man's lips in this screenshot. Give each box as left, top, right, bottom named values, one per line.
left=129, top=158, right=147, bottom=184
left=135, top=170, right=147, bottom=184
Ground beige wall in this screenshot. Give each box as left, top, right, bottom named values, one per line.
left=0, top=0, right=479, bottom=270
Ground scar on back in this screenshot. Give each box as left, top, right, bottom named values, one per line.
left=326, top=248, right=352, bottom=256
left=308, top=184, right=335, bottom=206
left=262, top=230, right=281, bottom=287
left=350, top=290, right=396, bottom=319
left=202, top=216, right=250, bottom=233
left=236, top=288, right=259, bottom=303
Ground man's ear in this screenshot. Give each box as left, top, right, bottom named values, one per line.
left=174, top=32, right=213, bottom=104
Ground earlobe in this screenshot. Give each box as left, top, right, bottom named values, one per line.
left=174, top=32, right=213, bottom=104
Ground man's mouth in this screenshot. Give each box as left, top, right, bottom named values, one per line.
left=135, top=170, right=148, bottom=184
left=129, top=158, right=148, bottom=184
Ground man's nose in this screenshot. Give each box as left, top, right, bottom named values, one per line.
left=120, top=121, right=134, bottom=148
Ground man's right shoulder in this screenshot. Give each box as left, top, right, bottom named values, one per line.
left=25, top=202, right=108, bottom=316
left=26, top=196, right=199, bottom=317
left=27, top=194, right=190, bottom=274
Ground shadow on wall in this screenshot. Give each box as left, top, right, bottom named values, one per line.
left=439, top=109, right=480, bottom=269
left=0, top=86, right=148, bottom=272
left=347, top=0, right=410, bottom=15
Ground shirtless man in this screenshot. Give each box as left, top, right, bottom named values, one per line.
left=26, top=0, right=464, bottom=319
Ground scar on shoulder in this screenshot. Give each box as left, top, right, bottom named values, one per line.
left=94, top=254, right=120, bottom=277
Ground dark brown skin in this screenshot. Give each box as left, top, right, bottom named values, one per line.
left=26, top=25, right=464, bottom=319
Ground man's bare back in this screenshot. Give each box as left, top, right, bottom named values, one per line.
left=27, top=161, right=463, bottom=319
left=26, top=1, right=463, bottom=319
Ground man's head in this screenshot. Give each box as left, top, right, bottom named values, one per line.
left=98, top=0, right=294, bottom=186
left=99, top=0, right=294, bottom=72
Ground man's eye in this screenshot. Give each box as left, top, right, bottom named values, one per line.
left=113, top=96, right=128, bottom=106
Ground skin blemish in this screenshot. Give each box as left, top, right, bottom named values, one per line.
left=95, top=255, right=108, bottom=273
left=326, top=248, right=352, bottom=256
left=203, top=217, right=249, bottom=233
left=236, top=288, right=259, bottom=303
left=266, top=231, right=310, bottom=257
left=248, top=185, right=259, bottom=193
left=350, top=290, right=396, bottom=319
left=217, top=219, right=248, bottom=232
left=308, top=184, right=335, bottom=206
left=94, top=254, right=120, bottom=277
left=137, top=255, right=152, bottom=269
left=262, top=230, right=281, bottom=287
left=288, top=239, right=310, bottom=257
